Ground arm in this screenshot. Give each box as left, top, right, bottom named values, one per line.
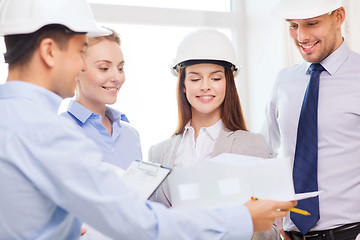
left=261, top=75, right=289, bottom=239
left=11, top=120, right=269, bottom=240
left=262, top=78, right=281, bottom=158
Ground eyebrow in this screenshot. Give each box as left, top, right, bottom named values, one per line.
left=210, top=70, right=224, bottom=74
left=187, top=70, right=224, bottom=75
left=94, top=60, right=125, bottom=65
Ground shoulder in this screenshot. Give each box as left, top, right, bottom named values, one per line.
left=270, top=62, right=308, bottom=99
left=279, top=62, right=307, bottom=74
left=149, top=135, right=180, bottom=154
left=347, top=50, right=360, bottom=67
left=148, top=135, right=181, bottom=164
left=118, top=120, right=140, bottom=136
left=231, top=130, right=267, bottom=144
left=59, top=110, right=79, bottom=124
left=228, top=130, right=270, bottom=158
left=13, top=103, right=91, bottom=147
left=276, top=62, right=307, bottom=82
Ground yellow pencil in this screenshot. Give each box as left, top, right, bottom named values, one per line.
left=251, top=197, right=311, bottom=216
left=289, top=207, right=311, bottom=216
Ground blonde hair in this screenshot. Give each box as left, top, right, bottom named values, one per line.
left=87, top=28, right=120, bottom=47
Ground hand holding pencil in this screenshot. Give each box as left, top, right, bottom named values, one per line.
left=244, top=198, right=297, bottom=232
left=251, top=197, right=310, bottom=216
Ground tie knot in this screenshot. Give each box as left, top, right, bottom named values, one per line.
left=310, top=63, right=325, bottom=73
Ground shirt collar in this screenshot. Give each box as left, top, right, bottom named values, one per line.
left=183, top=119, right=223, bottom=141
left=0, top=81, right=62, bottom=114
left=66, top=100, right=93, bottom=124
left=306, top=40, right=350, bottom=76
left=67, top=100, right=129, bottom=124
left=206, top=119, right=223, bottom=140
left=183, top=121, right=193, bottom=136
left=105, top=106, right=129, bottom=123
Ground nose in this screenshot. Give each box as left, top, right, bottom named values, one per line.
left=200, top=78, right=210, bottom=91
left=297, top=25, right=310, bottom=43
left=110, top=68, right=125, bottom=85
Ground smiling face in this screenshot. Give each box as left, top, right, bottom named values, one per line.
left=287, top=8, right=345, bottom=63
left=183, top=63, right=226, bottom=121
left=76, top=39, right=125, bottom=110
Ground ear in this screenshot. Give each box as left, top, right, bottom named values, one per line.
left=38, top=38, right=58, bottom=68
left=334, top=7, right=345, bottom=26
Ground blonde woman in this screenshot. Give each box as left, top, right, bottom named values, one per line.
left=61, top=28, right=141, bottom=170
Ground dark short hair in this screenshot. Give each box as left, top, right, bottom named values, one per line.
left=4, top=24, right=83, bottom=68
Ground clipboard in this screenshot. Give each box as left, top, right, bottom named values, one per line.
left=119, top=160, right=171, bottom=199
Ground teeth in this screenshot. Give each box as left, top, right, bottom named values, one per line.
left=200, top=96, right=213, bottom=99
left=299, top=43, right=315, bottom=49
left=104, top=87, right=118, bottom=91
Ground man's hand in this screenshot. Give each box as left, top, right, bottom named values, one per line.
left=244, top=199, right=297, bottom=232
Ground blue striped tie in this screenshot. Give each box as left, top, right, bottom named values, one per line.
left=291, top=63, right=325, bottom=234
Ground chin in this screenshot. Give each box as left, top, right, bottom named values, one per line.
left=301, top=54, right=320, bottom=63
left=106, top=99, right=117, bottom=105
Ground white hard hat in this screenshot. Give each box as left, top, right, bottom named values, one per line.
left=0, top=0, right=111, bottom=36
left=172, top=29, right=240, bottom=76
left=274, top=0, right=343, bottom=19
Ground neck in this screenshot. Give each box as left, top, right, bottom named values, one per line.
left=191, top=110, right=221, bottom=140
left=7, top=63, right=50, bottom=89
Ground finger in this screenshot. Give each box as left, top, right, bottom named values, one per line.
left=276, top=200, right=297, bottom=210
left=274, top=209, right=291, bottom=218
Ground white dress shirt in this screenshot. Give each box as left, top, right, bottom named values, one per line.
left=174, top=120, right=223, bottom=170
left=264, top=41, right=360, bottom=231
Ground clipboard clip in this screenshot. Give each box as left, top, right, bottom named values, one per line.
left=137, top=160, right=161, bottom=176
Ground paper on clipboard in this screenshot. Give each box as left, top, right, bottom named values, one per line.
left=168, top=153, right=319, bottom=209
left=104, top=160, right=171, bottom=199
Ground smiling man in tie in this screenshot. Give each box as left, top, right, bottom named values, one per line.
left=264, top=0, right=360, bottom=239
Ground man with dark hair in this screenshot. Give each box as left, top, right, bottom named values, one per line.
left=0, top=0, right=296, bottom=239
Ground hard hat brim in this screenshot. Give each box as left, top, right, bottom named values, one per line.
left=272, top=0, right=343, bottom=19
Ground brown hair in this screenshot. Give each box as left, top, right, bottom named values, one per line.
left=87, top=28, right=120, bottom=47
left=5, top=24, right=80, bottom=69
left=174, top=66, right=247, bottom=135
